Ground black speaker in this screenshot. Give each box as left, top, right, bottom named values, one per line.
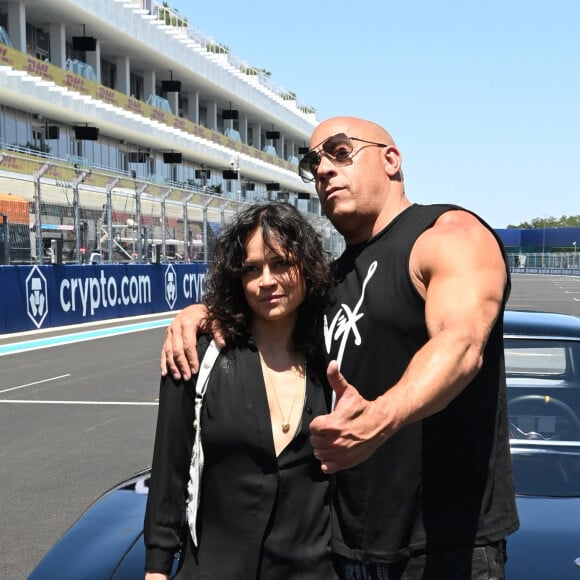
left=72, top=36, right=97, bottom=51
left=222, top=170, right=238, bottom=180
left=266, top=182, right=280, bottom=191
left=265, top=131, right=280, bottom=140
left=74, top=126, right=99, bottom=140
left=222, top=109, right=239, bottom=120
left=161, top=80, right=181, bottom=92
left=245, top=182, right=255, bottom=191
left=298, top=146, right=310, bottom=155
left=153, top=244, right=162, bottom=264
left=45, top=125, right=60, bottom=140
left=195, top=169, right=210, bottom=179
left=127, top=151, right=149, bottom=163
left=163, top=152, right=182, bottom=164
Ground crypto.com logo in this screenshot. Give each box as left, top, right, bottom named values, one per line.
left=26, top=266, right=48, bottom=328
left=164, top=264, right=177, bottom=309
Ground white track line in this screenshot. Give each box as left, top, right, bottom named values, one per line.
left=0, top=374, right=71, bottom=395
left=0, top=400, right=158, bottom=405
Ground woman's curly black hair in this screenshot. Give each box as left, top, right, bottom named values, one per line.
left=203, top=202, right=333, bottom=357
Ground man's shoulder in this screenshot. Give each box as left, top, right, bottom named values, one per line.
left=414, top=207, right=505, bottom=271
left=401, top=203, right=468, bottom=231
left=413, top=203, right=490, bottom=238
left=417, top=215, right=497, bottom=260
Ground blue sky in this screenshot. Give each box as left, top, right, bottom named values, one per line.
left=169, top=0, right=579, bottom=228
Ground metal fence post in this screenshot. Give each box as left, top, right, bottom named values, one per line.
left=72, top=168, right=91, bottom=263
left=182, top=192, right=193, bottom=262
left=33, top=163, right=50, bottom=264
left=105, top=177, right=120, bottom=263
left=160, top=188, right=172, bottom=263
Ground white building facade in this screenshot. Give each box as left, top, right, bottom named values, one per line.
left=0, top=0, right=342, bottom=264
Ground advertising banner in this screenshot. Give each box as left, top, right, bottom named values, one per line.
left=0, top=263, right=207, bottom=334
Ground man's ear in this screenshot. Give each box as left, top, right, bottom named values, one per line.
left=383, top=145, right=402, bottom=178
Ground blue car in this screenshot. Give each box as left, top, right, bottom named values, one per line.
left=504, top=311, right=580, bottom=579
left=29, top=311, right=580, bottom=579
left=28, top=469, right=167, bottom=580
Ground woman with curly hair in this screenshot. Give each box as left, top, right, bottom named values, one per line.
left=144, top=202, right=338, bottom=579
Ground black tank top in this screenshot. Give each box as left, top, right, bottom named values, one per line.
left=324, top=203, right=519, bottom=562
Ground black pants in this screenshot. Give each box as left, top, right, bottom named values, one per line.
left=333, top=540, right=507, bottom=580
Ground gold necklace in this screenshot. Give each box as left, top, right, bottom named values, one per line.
left=258, top=351, right=305, bottom=433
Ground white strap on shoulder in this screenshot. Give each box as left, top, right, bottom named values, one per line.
left=194, top=339, right=220, bottom=405
left=187, top=339, right=220, bottom=547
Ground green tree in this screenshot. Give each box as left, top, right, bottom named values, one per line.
left=507, top=214, right=580, bottom=228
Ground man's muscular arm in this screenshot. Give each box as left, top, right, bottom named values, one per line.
left=310, top=210, right=507, bottom=472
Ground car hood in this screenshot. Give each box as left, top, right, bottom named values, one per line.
left=29, top=470, right=150, bottom=580
left=507, top=495, right=580, bottom=579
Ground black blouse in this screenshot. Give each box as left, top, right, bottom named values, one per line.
left=144, top=340, right=337, bottom=579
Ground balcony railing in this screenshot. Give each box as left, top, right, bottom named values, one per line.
left=0, top=42, right=297, bottom=172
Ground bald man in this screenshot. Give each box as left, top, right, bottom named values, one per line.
left=162, top=117, right=519, bottom=579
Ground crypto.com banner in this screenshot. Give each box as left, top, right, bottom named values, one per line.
left=0, top=263, right=207, bottom=334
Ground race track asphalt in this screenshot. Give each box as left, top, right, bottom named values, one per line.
left=1, top=274, right=579, bottom=579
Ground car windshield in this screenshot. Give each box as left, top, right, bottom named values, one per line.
left=505, top=338, right=580, bottom=497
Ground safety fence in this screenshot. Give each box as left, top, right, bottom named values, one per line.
left=507, top=252, right=580, bottom=270
left=507, top=252, right=580, bottom=277
left=0, top=167, right=343, bottom=267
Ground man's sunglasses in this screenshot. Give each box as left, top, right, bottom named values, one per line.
left=298, top=133, right=388, bottom=183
